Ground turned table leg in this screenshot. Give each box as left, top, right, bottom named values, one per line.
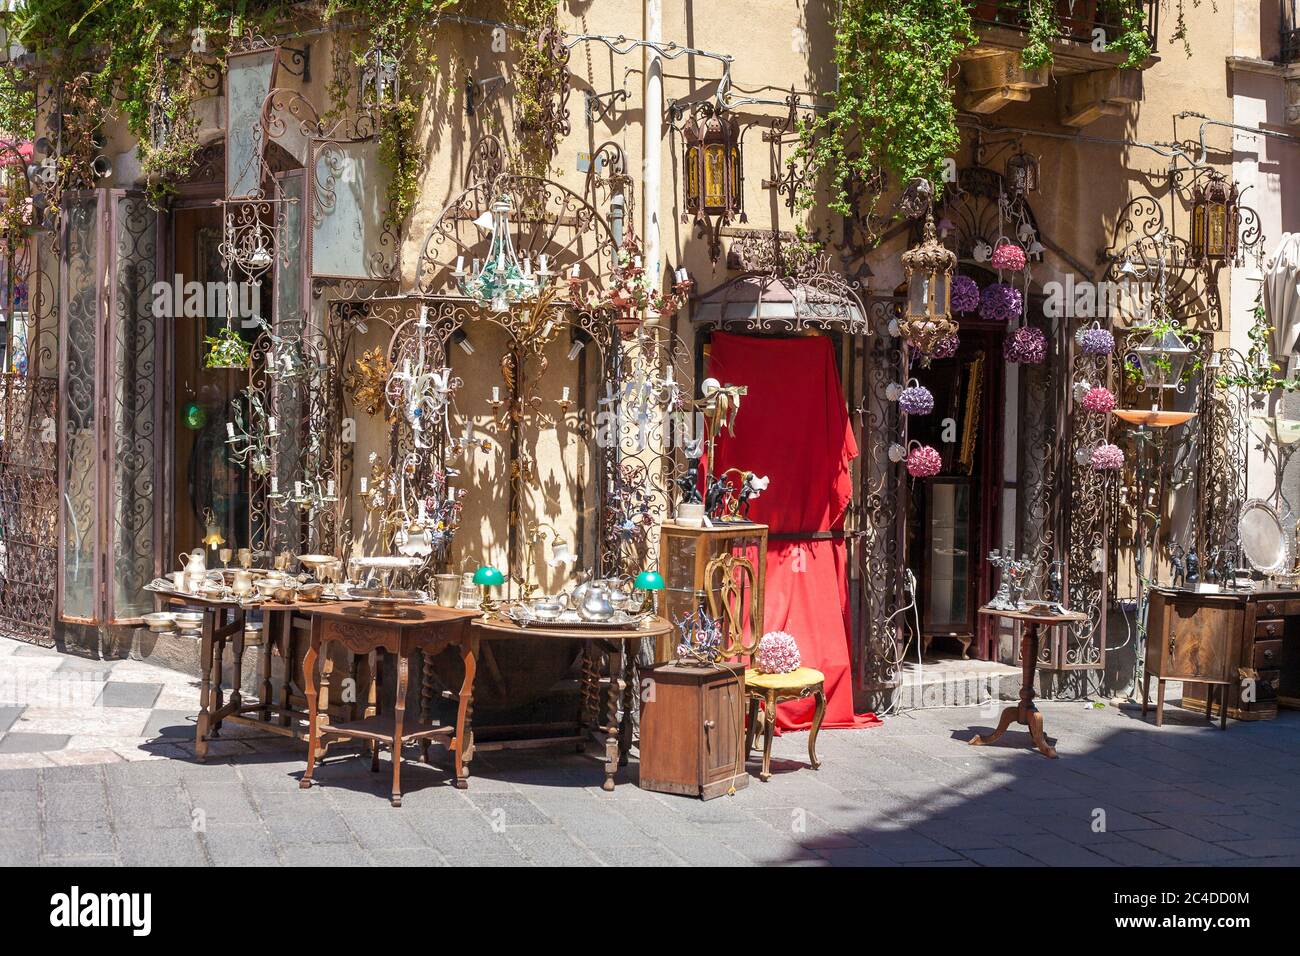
left=299, top=623, right=322, bottom=790
left=602, top=642, right=626, bottom=792
left=391, top=646, right=408, bottom=807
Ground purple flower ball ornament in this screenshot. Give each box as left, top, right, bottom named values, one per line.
left=1091, top=443, right=1125, bottom=471
left=950, top=275, right=980, bottom=314
left=1004, top=325, right=1047, bottom=364
left=979, top=282, right=1023, bottom=323
left=932, top=333, right=960, bottom=360
left=898, top=381, right=935, bottom=416
left=906, top=443, right=944, bottom=478
left=755, top=631, right=802, bottom=674
left=1078, top=322, right=1115, bottom=356
left=990, top=240, right=1027, bottom=272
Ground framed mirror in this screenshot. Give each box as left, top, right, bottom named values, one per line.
left=1238, top=499, right=1290, bottom=575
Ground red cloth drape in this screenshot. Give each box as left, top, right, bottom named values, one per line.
left=707, top=332, right=879, bottom=731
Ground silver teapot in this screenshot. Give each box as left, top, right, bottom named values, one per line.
left=567, top=574, right=630, bottom=622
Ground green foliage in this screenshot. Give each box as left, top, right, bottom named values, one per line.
left=203, top=324, right=252, bottom=369
left=795, top=0, right=974, bottom=238
left=1020, top=0, right=1060, bottom=70
left=1215, top=300, right=1300, bottom=394
left=504, top=0, right=562, bottom=178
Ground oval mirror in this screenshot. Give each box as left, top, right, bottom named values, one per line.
left=1238, top=500, right=1289, bottom=575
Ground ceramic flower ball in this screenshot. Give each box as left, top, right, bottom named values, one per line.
left=932, top=333, right=960, bottom=360
left=991, top=242, right=1027, bottom=272
left=1081, top=386, right=1116, bottom=414
left=1091, top=443, right=1125, bottom=471
left=950, top=275, right=980, bottom=314
left=755, top=631, right=802, bottom=675
left=907, top=444, right=944, bottom=478
left=1004, top=325, right=1047, bottom=364
left=898, top=384, right=935, bottom=416
left=1080, top=325, right=1115, bottom=356
left=979, top=282, right=1022, bottom=322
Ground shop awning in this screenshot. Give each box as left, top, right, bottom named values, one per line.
left=1264, top=233, right=1300, bottom=365
left=691, top=271, right=868, bottom=335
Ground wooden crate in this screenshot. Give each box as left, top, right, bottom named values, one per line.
left=639, top=661, right=748, bottom=800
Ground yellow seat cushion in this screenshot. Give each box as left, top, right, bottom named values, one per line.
left=744, top=667, right=825, bottom=691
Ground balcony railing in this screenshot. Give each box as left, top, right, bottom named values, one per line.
left=969, top=1, right=1159, bottom=53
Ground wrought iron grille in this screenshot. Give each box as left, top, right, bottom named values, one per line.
left=970, top=0, right=1159, bottom=51
left=1283, top=0, right=1300, bottom=62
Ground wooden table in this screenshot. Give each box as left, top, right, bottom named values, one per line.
left=155, top=593, right=313, bottom=762
left=469, top=616, right=673, bottom=791
left=299, top=603, right=481, bottom=806
left=970, top=606, right=1087, bottom=759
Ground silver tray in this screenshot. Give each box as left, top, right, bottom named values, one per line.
left=501, top=604, right=650, bottom=629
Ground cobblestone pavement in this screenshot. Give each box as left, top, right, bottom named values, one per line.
left=3, top=636, right=1300, bottom=866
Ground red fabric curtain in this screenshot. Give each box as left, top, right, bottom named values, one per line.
left=707, top=332, right=879, bottom=731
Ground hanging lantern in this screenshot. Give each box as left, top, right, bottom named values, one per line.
left=1006, top=149, right=1039, bottom=195
left=1191, top=175, right=1239, bottom=263
left=898, top=210, right=958, bottom=355
left=682, top=106, right=742, bottom=221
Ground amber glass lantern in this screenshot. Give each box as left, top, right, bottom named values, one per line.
left=899, top=210, right=958, bottom=355
left=683, top=107, right=742, bottom=220
left=1191, top=176, right=1238, bottom=263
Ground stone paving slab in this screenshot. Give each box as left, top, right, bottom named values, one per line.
left=4, top=634, right=1300, bottom=866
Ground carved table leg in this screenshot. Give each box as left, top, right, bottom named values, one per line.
left=760, top=689, right=778, bottom=782
left=618, top=642, right=636, bottom=767
left=602, top=642, right=626, bottom=791
left=194, top=611, right=215, bottom=763
left=744, top=696, right=760, bottom=760
left=577, top=644, right=599, bottom=753
left=969, top=620, right=1056, bottom=758
left=808, top=685, right=827, bottom=770
left=420, top=649, right=434, bottom=764
left=299, top=623, right=321, bottom=790
left=452, top=633, right=477, bottom=790
left=391, top=645, right=408, bottom=807
left=369, top=649, right=381, bottom=773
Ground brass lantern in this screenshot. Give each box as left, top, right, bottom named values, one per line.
left=1191, top=175, right=1238, bottom=263
left=683, top=106, right=742, bottom=221
left=899, top=210, right=958, bottom=355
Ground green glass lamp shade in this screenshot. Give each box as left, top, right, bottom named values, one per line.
left=473, top=565, right=505, bottom=587
left=634, top=570, right=665, bottom=591
left=183, top=401, right=207, bottom=430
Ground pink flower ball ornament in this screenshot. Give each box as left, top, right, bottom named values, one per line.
left=1081, top=386, right=1116, bottom=414
left=1091, top=443, right=1124, bottom=471
left=906, top=443, right=944, bottom=478
left=990, top=241, right=1027, bottom=272
left=755, top=631, right=802, bottom=675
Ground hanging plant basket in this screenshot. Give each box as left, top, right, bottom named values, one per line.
left=203, top=326, right=252, bottom=370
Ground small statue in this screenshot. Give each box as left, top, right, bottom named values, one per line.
left=1185, top=549, right=1200, bottom=587
left=705, top=474, right=730, bottom=519
left=677, top=463, right=703, bottom=505
left=735, top=471, right=770, bottom=520
left=1170, top=545, right=1186, bottom=589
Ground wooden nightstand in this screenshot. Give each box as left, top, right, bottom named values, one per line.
left=639, top=660, right=749, bottom=800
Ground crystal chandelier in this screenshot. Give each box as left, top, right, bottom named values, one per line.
left=453, top=194, right=554, bottom=312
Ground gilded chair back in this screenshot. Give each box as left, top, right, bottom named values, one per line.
left=704, top=551, right=760, bottom=662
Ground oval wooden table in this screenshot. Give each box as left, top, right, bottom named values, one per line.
left=469, top=616, right=672, bottom=791
left=970, top=605, right=1087, bottom=759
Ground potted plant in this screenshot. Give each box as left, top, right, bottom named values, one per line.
left=203, top=325, right=252, bottom=370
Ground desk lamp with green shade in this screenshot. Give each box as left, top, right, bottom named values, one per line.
left=473, top=564, right=505, bottom=613
left=634, top=570, right=666, bottom=621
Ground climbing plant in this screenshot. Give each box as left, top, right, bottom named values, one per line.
left=795, top=0, right=975, bottom=239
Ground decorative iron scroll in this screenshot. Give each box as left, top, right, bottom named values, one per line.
left=1196, top=351, right=1248, bottom=562
left=0, top=375, right=58, bottom=645
left=852, top=296, right=906, bottom=708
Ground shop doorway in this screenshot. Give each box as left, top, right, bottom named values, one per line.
left=905, top=323, right=1004, bottom=661
left=168, top=201, right=257, bottom=560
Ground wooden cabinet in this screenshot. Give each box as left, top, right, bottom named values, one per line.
left=656, top=521, right=767, bottom=663
left=639, top=661, right=748, bottom=800
left=1146, top=586, right=1292, bottom=722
